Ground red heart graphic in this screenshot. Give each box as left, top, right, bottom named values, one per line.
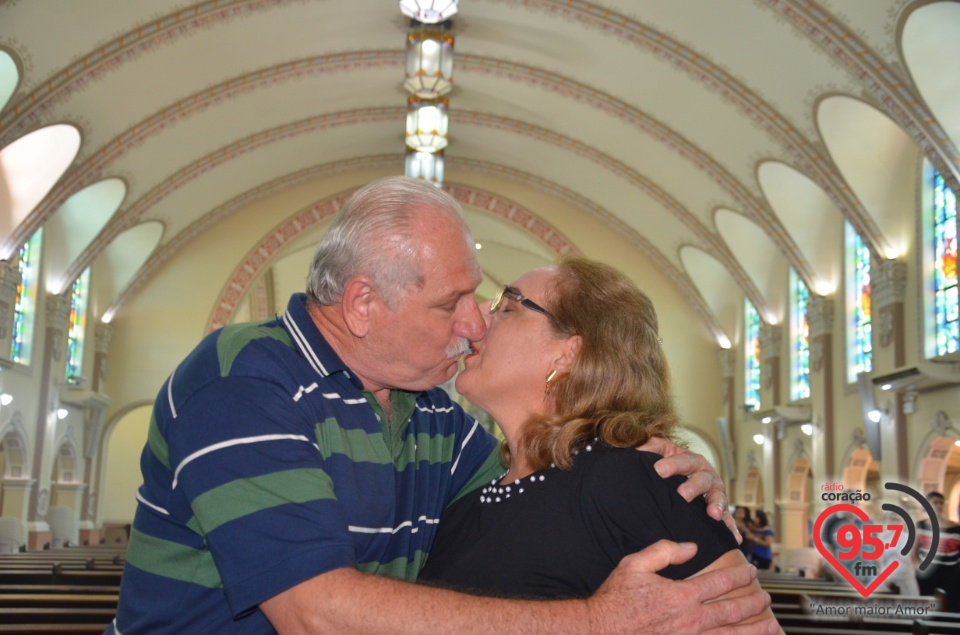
left=813, top=503, right=898, bottom=598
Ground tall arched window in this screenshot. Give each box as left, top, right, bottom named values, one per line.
left=790, top=269, right=810, bottom=400
left=933, top=170, right=959, bottom=356
left=745, top=299, right=761, bottom=411
left=10, top=229, right=43, bottom=365
left=846, top=222, right=872, bottom=383
left=65, top=268, right=90, bottom=384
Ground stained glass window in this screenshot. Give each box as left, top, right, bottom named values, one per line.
left=9, top=228, right=43, bottom=365
left=790, top=269, right=810, bottom=400
left=846, top=222, right=872, bottom=383
left=933, top=170, right=959, bottom=355
left=744, top=299, right=761, bottom=411
left=65, top=268, right=90, bottom=384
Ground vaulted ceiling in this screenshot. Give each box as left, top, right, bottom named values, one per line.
left=2, top=0, right=958, bottom=369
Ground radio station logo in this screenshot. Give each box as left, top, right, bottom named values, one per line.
left=813, top=482, right=939, bottom=598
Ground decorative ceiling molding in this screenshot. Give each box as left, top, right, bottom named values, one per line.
left=202, top=183, right=580, bottom=332
left=513, top=0, right=889, bottom=258
left=763, top=0, right=960, bottom=193
left=0, top=0, right=297, bottom=144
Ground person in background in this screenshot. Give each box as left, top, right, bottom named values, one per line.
left=916, top=491, right=960, bottom=610
left=735, top=507, right=754, bottom=562
left=418, top=258, right=779, bottom=633
left=877, top=507, right=919, bottom=595
left=747, top=510, right=775, bottom=571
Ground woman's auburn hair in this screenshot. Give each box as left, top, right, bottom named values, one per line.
left=507, top=257, right=680, bottom=471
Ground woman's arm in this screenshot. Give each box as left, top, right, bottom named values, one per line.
left=689, top=550, right=782, bottom=633
left=748, top=529, right=774, bottom=548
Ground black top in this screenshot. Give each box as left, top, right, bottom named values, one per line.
left=419, top=444, right=738, bottom=598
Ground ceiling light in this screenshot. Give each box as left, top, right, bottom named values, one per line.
left=475, top=243, right=482, bottom=250
left=753, top=434, right=765, bottom=445
left=405, top=149, right=445, bottom=185
left=0, top=393, right=12, bottom=406
left=404, top=28, right=454, bottom=99
left=879, top=384, right=892, bottom=391
left=761, top=416, right=772, bottom=424
left=57, top=408, right=68, bottom=420
left=867, top=409, right=882, bottom=423
left=405, top=97, right=448, bottom=152
left=801, top=423, right=813, bottom=436
left=399, top=0, right=458, bottom=23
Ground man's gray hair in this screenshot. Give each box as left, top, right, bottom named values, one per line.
left=307, top=176, right=474, bottom=308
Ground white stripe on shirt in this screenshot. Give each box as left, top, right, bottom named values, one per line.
left=348, top=516, right=440, bottom=535
left=283, top=310, right=328, bottom=377
left=136, top=492, right=170, bottom=516
left=321, top=392, right=367, bottom=405
left=172, top=434, right=310, bottom=489
left=450, top=418, right=479, bottom=475
left=167, top=368, right=178, bottom=419
left=293, top=383, right=319, bottom=401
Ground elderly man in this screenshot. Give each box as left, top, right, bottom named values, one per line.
left=110, top=177, right=775, bottom=634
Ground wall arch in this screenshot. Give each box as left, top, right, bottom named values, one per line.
left=98, top=404, right=151, bottom=525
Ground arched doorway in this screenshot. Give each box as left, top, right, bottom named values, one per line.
left=915, top=415, right=960, bottom=522
left=98, top=405, right=151, bottom=528
left=840, top=446, right=880, bottom=497
left=0, top=414, right=30, bottom=520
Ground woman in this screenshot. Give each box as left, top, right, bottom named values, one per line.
left=746, top=510, right=775, bottom=571
left=419, top=258, right=777, bottom=628
left=735, top=506, right=755, bottom=561
left=916, top=491, right=960, bottom=610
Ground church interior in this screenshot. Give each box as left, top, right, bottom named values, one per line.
left=1, top=0, right=960, bottom=599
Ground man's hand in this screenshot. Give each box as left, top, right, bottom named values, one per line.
left=587, top=541, right=778, bottom=635
left=639, top=437, right=740, bottom=542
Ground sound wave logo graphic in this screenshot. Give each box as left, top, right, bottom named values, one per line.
left=813, top=482, right=939, bottom=598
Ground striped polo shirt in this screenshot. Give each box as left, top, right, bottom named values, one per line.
left=109, top=293, right=502, bottom=634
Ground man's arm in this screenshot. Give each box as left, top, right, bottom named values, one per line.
left=261, top=540, right=777, bottom=635
left=640, top=436, right=740, bottom=540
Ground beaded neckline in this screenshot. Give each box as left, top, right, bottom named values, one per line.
left=479, top=438, right=599, bottom=505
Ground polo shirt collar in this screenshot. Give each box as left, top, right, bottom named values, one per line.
left=282, top=293, right=359, bottom=386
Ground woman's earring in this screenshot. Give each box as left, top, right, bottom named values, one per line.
left=545, top=369, right=558, bottom=394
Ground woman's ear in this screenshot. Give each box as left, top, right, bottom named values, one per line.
left=553, top=335, right=582, bottom=373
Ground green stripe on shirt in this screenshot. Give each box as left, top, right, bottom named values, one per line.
left=126, top=527, right=222, bottom=588
left=217, top=323, right=293, bottom=376
left=147, top=411, right=170, bottom=470
left=191, top=468, right=337, bottom=533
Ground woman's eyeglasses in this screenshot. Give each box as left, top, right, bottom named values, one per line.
left=490, top=285, right=558, bottom=323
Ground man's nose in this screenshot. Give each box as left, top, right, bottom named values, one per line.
left=458, top=299, right=487, bottom=341
left=478, top=300, right=493, bottom=329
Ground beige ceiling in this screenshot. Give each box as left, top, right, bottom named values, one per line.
left=1, top=1, right=959, bottom=415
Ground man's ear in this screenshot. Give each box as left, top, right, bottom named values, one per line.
left=553, top=335, right=582, bottom=373
left=341, top=276, right=377, bottom=337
